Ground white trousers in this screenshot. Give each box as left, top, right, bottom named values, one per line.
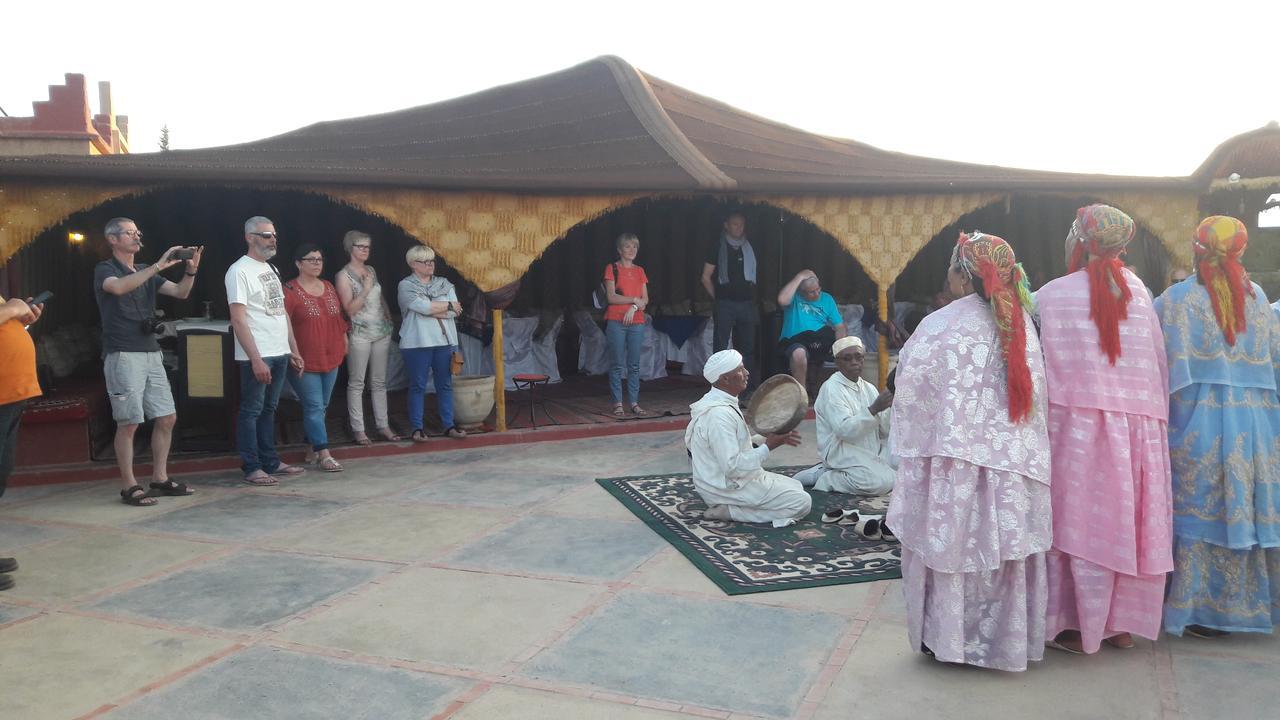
left=697, top=471, right=812, bottom=524
left=793, top=461, right=895, bottom=496
left=346, top=334, right=392, bottom=432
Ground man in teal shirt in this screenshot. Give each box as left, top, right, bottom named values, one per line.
left=777, top=270, right=845, bottom=391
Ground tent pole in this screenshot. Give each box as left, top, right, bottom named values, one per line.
left=492, top=309, right=506, bottom=431
left=878, top=283, right=890, bottom=390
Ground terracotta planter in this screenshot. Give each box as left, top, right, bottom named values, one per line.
left=453, top=375, right=495, bottom=429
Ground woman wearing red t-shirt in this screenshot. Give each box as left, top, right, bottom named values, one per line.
left=284, top=244, right=350, bottom=472
left=603, top=233, right=650, bottom=416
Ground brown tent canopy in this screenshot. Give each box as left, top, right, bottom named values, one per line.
left=0, top=56, right=1194, bottom=193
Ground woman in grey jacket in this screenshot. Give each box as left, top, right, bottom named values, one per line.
left=398, top=244, right=465, bottom=441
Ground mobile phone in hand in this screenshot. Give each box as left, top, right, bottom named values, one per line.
left=29, top=291, right=53, bottom=306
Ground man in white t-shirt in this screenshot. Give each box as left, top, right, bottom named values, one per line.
left=226, top=216, right=305, bottom=485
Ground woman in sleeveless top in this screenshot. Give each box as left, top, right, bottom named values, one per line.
left=335, top=231, right=399, bottom=444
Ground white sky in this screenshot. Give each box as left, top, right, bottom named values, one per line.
left=4, top=0, right=1276, bottom=177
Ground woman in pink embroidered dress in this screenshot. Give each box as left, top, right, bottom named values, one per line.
left=886, top=231, right=1052, bottom=671
left=1037, top=205, right=1172, bottom=654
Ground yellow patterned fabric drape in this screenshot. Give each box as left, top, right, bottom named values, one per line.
left=311, top=188, right=640, bottom=291
left=1093, top=191, right=1201, bottom=270
left=0, top=183, right=146, bottom=261
left=759, top=193, right=1003, bottom=286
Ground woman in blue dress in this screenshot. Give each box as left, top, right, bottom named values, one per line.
left=1156, top=215, right=1280, bottom=637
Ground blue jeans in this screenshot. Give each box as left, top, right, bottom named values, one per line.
left=403, top=345, right=455, bottom=431
left=606, top=320, right=644, bottom=405
left=237, top=355, right=290, bottom=475
left=288, top=368, right=339, bottom=452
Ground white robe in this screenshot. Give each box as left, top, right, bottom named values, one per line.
left=684, top=388, right=812, bottom=526
left=793, top=373, right=894, bottom=495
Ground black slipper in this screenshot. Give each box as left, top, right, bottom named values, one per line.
left=149, top=479, right=194, bottom=496
left=0, top=557, right=16, bottom=574
left=120, top=485, right=156, bottom=506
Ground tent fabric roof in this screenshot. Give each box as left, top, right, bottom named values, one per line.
left=0, top=56, right=1211, bottom=193
left=1192, top=121, right=1280, bottom=182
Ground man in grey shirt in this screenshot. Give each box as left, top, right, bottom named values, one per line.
left=94, top=217, right=201, bottom=506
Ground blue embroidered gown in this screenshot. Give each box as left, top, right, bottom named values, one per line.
left=1155, top=278, right=1280, bottom=634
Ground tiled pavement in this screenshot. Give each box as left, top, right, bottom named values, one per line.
left=1, top=421, right=1276, bottom=719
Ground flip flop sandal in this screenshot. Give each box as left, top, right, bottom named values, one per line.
left=378, top=428, right=403, bottom=441
left=853, top=516, right=885, bottom=540
left=243, top=471, right=278, bottom=486
left=270, top=464, right=306, bottom=477
left=353, top=432, right=373, bottom=446
left=821, top=509, right=860, bottom=525
left=120, top=485, right=157, bottom=506
left=612, top=404, right=626, bottom=417
left=149, top=479, right=194, bottom=496
left=445, top=426, right=467, bottom=439
left=318, top=456, right=344, bottom=473
left=410, top=429, right=431, bottom=443
left=631, top=405, right=648, bottom=416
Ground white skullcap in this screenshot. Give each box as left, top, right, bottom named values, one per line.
left=832, top=336, right=864, bottom=355
left=703, top=349, right=743, bottom=383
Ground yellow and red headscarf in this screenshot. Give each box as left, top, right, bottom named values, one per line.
left=952, top=231, right=1036, bottom=422
left=1194, top=216, right=1252, bottom=345
left=1066, top=204, right=1136, bottom=365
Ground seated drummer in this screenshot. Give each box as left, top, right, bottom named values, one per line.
left=685, top=350, right=812, bottom=526
left=776, top=270, right=845, bottom=393
left=792, top=336, right=895, bottom=496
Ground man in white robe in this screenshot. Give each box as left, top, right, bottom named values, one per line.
left=685, top=350, right=812, bottom=526
left=792, top=337, right=895, bottom=495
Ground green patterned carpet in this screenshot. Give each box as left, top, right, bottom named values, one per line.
left=597, top=467, right=901, bottom=595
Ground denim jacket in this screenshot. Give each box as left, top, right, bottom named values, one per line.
left=398, top=275, right=458, bottom=350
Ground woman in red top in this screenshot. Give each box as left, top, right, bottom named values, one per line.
left=285, top=244, right=350, bottom=472
left=603, top=233, right=650, bottom=416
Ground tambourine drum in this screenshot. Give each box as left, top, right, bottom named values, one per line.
left=745, top=374, right=808, bottom=435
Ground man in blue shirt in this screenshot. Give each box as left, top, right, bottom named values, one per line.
left=777, top=270, right=845, bottom=392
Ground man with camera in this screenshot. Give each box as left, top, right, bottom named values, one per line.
left=94, top=217, right=201, bottom=506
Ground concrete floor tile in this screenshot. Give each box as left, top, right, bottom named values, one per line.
left=445, top=515, right=664, bottom=580
left=873, top=578, right=907, bottom=621
left=0, top=602, right=38, bottom=625
left=524, top=590, right=843, bottom=718
left=127, top=493, right=345, bottom=541
left=628, top=550, right=872, bottom=614
left=0, top=479, right=98, bottom=503
left=105, top=645, right=467, bottom=720
left=280, top=567, right=599, bottom=671
left=0, top=483, right=228, bottom=526
left=1162, top=630, right=1280, bottom=662
left=2, top=530, right=217, bottom=603
left=0, top=519, right=77, bottom=553
left=0, top=612, right=230, bottom=720
left=90, top=550, right=388, bottom=632
left=812, top=620, right=1162, bottom=720
left=268, top=503, right=506, bottom=561
left=543, top=483, right=643, bottom=521
left=401, top=470, right=584, bottom=508
left=1172, top=652, right=1280, bottom=720
left=263, top=467, right=435, bottom=500
left=452, top=686, right=688, bottom=720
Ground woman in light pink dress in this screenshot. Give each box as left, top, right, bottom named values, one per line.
left=1038, top=204, right=1173, bottom=654
left=887, top=231, right=1052, bottom=671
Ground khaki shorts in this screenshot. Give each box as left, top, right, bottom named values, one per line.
left=104, top=351, right=176, bottom=426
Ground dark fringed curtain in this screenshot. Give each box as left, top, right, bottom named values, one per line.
left=896, top=194, right=1171, bottom=301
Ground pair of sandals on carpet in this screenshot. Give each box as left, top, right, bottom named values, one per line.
left=119, top=479, right=195, bottom=506
left=613, top=403, right=648, bottom=417
left=821, top=509, right=896, bottom=542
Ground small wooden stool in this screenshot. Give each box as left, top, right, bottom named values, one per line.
left=512, top=373, right=557, bottom=428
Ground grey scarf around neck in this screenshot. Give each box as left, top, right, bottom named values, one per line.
left=717, top=232, right=757, bottom=286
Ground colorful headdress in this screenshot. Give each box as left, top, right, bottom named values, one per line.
left=1065, top=204, right=1137, bottom=364
left=1194, top=216, right=1252, bottom=345
left=952, top=232, right=1036, bottom=422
